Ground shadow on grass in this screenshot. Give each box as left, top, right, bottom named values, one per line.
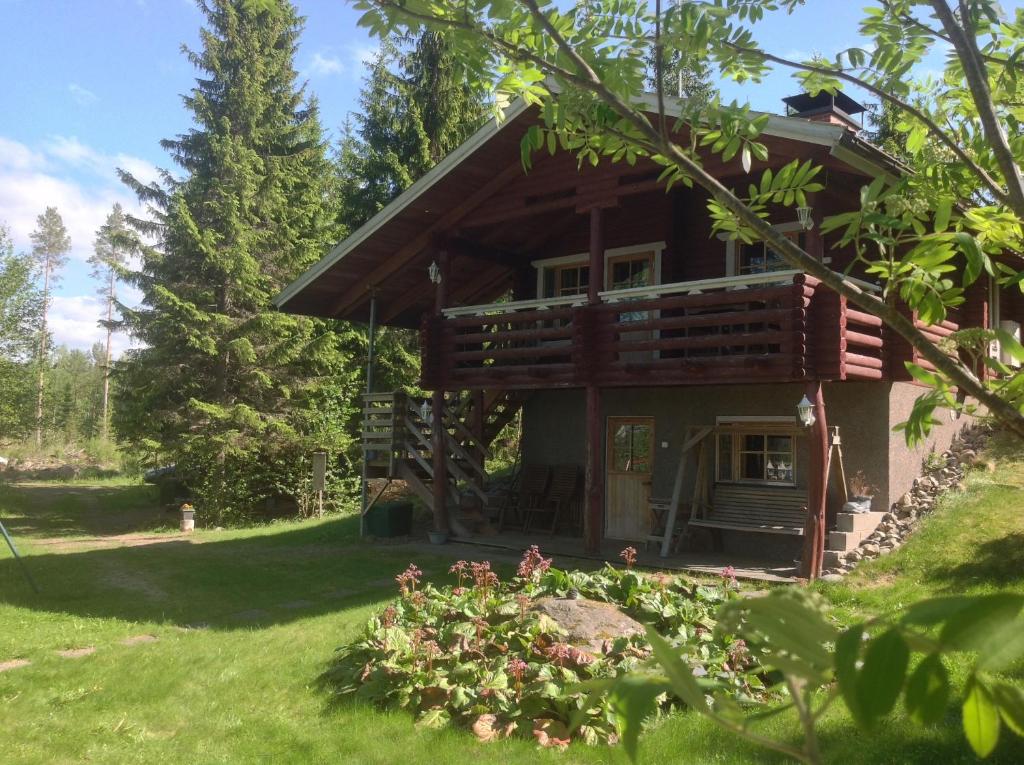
left=0, top=512, right=455, bottom=632
left=925, top=531, right=1024, bottom=591
left=0, top=482, right=168, bottom=539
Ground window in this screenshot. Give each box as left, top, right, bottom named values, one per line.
left=554, top=263, right=589, bottom=297
left=737, top=230, right=806, bottom=275
left=716, top=430, right=796, bottom=484
left=534, top=243, right=663, bottom=299
left=609, top=254, right=653, bottom=290
left=609, top=420, right=653, bottom=473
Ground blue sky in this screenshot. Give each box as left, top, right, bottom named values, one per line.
left=0, top=0, right=1004, bottom=355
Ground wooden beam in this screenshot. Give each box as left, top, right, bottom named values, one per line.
left=431, top=251, right=451, bottom=534
left=328, top=158, right=527, bottom=318
left=584, top=384, right=603, bottom=554
left=800, top=382, right=828, bottom=580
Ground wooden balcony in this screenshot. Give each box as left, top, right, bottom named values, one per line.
left=419, top=271, right=946, bottom=390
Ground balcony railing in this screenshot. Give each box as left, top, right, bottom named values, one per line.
left=420, top=271, right=942, bottom=390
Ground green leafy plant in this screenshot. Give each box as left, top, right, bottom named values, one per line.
left=597, top=589, right=1024, bottom=763
left=321, top=548, right=763, bottom=747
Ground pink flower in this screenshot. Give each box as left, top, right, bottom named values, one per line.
left=719, top=565, right=738, bottom=587
left=380, top=605, right=398, bottom=628
left=619, top=546, right=637, bottom=569
left=517, top=545, right=552, bottom=580
left=395, top=563, right=423, bottom=595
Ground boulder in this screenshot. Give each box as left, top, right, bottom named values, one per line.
left=531, top=597, right=645, bottom=653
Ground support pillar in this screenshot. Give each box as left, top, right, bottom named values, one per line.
left=431, top=250, right=451, bottom=534
left=801, top=381, right=828, bottom=580
left=584, top=206, right=605, bottom=554
left=359, top=291, right=378, bottom=538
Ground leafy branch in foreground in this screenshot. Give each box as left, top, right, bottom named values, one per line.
left=595, top=589, right=1024, bottom=764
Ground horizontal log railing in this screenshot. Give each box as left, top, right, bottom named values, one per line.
left=420, top=271, right=956, bottom=389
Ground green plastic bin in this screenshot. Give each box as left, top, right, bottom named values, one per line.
left=365, top=500, right=414, bottom=537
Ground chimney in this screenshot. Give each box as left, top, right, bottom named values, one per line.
left=782, top=90, right=866, bottom=131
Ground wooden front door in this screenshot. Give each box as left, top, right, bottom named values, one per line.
left=605, top=417, right=654, bottom=541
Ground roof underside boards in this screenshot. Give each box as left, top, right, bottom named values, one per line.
left=276, top=101, right=892, bottom=329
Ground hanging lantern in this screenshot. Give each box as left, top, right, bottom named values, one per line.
left=796, top=394, right=816, bottom=427
left=797, top=205, right=814, bottom=231
left=428, top=260, right=442, bottom=285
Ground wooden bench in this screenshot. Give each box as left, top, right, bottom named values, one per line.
left=689, top=484, right=807, bottom=536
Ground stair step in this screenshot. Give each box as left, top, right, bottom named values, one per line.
left=836, top=511, right=885, bottom=533
left=828, top=530, right=864, bottom=552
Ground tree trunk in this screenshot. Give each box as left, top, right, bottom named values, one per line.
left=35, top=261, right=51, bottom=450
left=101, top=270, right=114, bottom=441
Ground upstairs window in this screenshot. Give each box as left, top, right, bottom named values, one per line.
left=737, top=230, right=806, bottom=275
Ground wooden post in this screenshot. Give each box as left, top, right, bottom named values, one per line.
left=583, top=207, right=605, bottom=554
left=801, top=382, right=828, bottom=580
left=432, top=250, right=451, bottom=534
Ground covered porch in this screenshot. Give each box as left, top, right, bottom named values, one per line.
left=441, top=529, right=800, bottom=583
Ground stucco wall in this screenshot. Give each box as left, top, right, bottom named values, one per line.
left=523, top=383, right=819, bottom=501
left=887, top=381, right=973, bottom=505
left=521, top=382, right=902, bottom=544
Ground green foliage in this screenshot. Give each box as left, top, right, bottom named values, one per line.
left=324, top=553, right=761, bottom=747
left=0, top=224, right=42, bottom=439
left=605, top=588, right=1024, bottom=764
left=115, top=0, right=359, bottom=522
left=337, top=31, right=488, bottom=231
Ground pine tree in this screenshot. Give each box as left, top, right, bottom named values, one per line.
left=117, top=0, right=358, bottom=520
left=89, top=203, right=128, bottom=440
left=29, top=207, right=70, bottom=449
left=337, top=31, right=488, bottom=229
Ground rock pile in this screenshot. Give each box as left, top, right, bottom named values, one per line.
left=822, top=424, right=991, bottom=579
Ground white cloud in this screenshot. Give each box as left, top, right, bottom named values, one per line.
left=48, top=294, right=138, bottom=358
left=306, top=44, right=379, bottom=79
left=68, top=83, right=98, bottom=107
left=0, top=135, right=156, bottom=262
left=309, top=51, right=344, bottom=76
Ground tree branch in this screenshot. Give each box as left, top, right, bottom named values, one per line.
left=928, top=0, right=1024, bottom=218
left=716, top=39, right=1014, bottom=213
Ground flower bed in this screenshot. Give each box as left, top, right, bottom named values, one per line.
left=322, top=548, right=765, bottom=748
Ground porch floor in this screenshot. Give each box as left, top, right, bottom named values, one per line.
left=446, top=531, right=800, bottom=583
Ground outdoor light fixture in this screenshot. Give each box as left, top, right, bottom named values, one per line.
left=428, top=260, right=442, bottom=285
left=797, top=205, right=814, bottom=231
left=797, top=394, right=816, bottom=428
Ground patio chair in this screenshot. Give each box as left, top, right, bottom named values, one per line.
left=522, top=464, right=579, bottom=534
left=498, top=464, right=550, bottom=531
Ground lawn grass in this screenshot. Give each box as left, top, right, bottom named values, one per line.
left=0, top=445, right=1023, bottom=764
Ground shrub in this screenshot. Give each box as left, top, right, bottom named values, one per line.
left=322, top=548, right=765, bottom=747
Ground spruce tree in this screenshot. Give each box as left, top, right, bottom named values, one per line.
left=89, top=203, right=128, bottom=440
left=337, top=31, right=488, bottom=229
left=117, top=0, right=358, bottom=520
left=335, top=31, right=488, bottom=399
left=29, top=207, right=70, bottom=449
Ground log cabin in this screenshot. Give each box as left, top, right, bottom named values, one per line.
left=276, top=90, right=1023, bottom=577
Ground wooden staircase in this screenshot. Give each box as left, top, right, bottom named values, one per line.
left=362, top=390, right=527, bottom=536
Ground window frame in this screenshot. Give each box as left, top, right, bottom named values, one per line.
left=533, top=242, right=664, bottom=298
left=714, top=420, right=799, bottom=487
left=722, top=222, right=811, bottom=277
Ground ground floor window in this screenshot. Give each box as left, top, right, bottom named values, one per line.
left=717, top=429, right=796, bottom=484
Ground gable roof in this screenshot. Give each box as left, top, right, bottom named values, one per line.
left=275, top=94, right=901, bottom=325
